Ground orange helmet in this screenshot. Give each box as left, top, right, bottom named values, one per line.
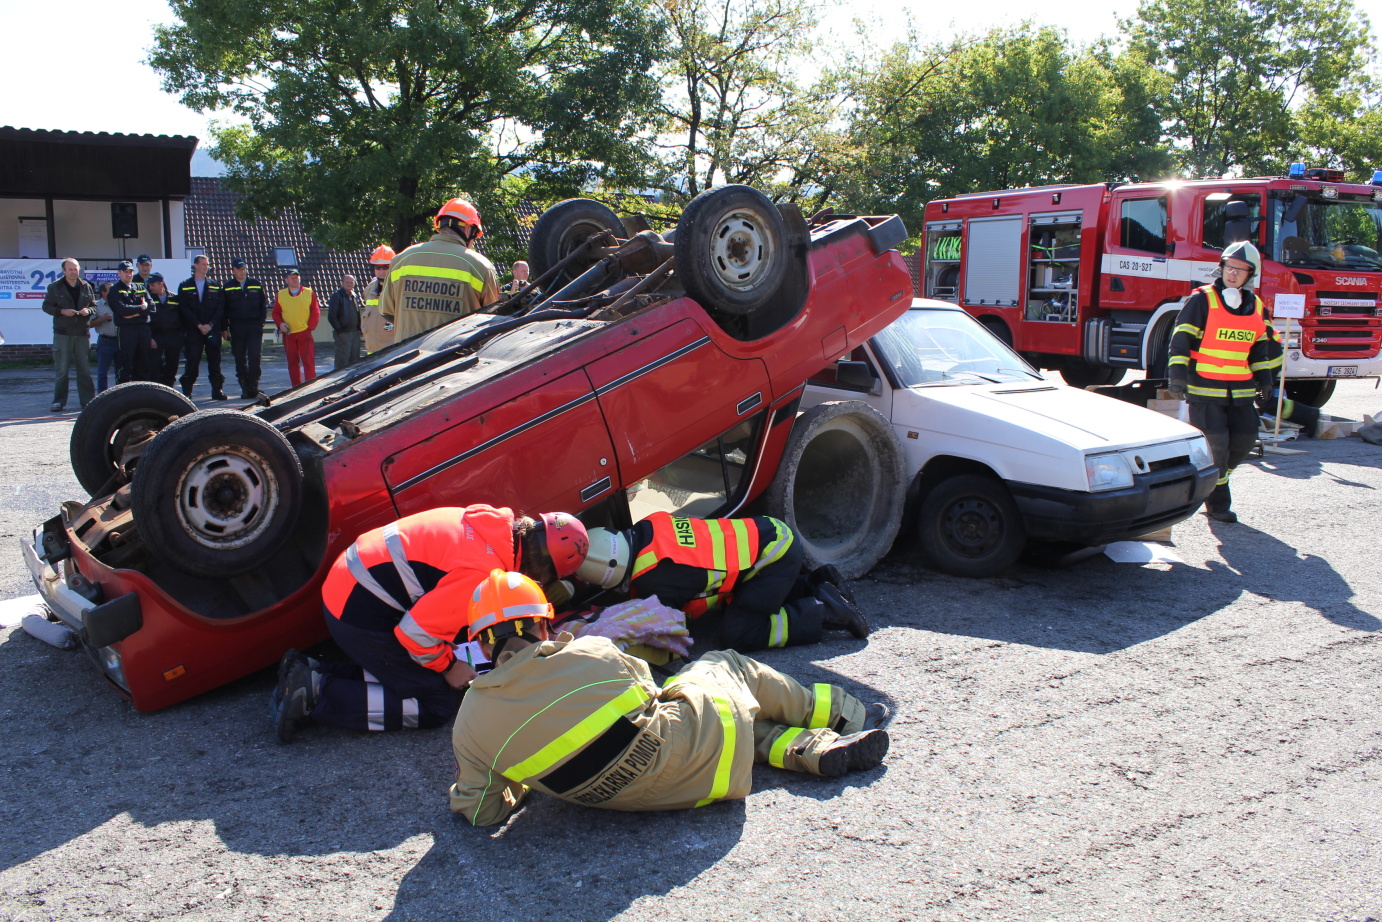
left=434, top=197, right=483, bottom=237
left=469, top=570, right=554, bottom=652
left=369, top=245, right=396, bottom=266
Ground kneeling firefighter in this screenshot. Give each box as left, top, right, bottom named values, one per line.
left=270, top=504, right=589, bottom=742
left=576, top=511, right=870, bottom=652
left=449, top=570, right=892, bottom=826
left=1167, top=241, right=1282, bottom=523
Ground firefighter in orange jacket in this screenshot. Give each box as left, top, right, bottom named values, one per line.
left=270, top=504, right=589, bottom=742
left=449, top=571, right=891, bottom=826
left=576, top=512, right=870, bottom=653
left=1167, top=241, right=1282, bottom=522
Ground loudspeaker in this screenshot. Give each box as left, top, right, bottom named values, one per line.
left=111, top=203, right=138, bottom=239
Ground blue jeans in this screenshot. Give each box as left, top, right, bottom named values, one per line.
left=95, top=336, right=119, bottom=392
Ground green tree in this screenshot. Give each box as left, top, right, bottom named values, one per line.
left=1294, top=86, right=1382, bottom=181
left=1124, top=0, right=1373, bottom=178
left=149, top=0, right=665, bottom=252
left=836, top=25, right=1170, bottom=233
left=648, top=0, right=842, bottom=204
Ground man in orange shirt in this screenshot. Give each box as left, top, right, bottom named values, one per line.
left=272, top=267, right=320, bottom=386
left=270, top=504, right=589, bottom=743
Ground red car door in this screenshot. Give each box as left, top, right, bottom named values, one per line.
left=382, top=368, right=619, bottom=516
left=584, top=311, right=771, bottom=488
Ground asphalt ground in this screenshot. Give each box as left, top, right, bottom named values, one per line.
left=1, top=365, right=1380, bottom=922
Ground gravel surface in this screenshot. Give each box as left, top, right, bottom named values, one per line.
left=2, top=368, right=1380, bottom=922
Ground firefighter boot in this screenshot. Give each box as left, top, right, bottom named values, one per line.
left=817, top=583, right=871, bottom=638
left=1202, top=481, right=1237, bottom=523
left=816, top=728, right=891, bottom=777
left=271, top=652, right=319, bottom=744
left=807, top=564, right=857, bottom=606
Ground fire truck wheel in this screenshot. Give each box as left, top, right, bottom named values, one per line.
left=918, top=473, right=1026, bottom=578
left=131, top=409, right=303, bottom=578
left=1284, top=378, right=1336, bottom=409
left=1059, top=360, right=1125, bottom=389
left=763, top=400, right=906, bottom=579
left=675, top=185, right=788, bottom=317
left=70, top=382, right=198, bottom=497
left=529, top=199, right=625, bottom=291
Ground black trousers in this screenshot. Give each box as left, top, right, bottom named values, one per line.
left=180, top=328, right=224, bottom=393
left=311, top=609, right=460, bottom=732
left=116, top=325, right=153, bottom=384
left=1189, top=401, right=1260, bottom=512
left=151, top=329, right=184, bottom=388
left=228, top=320, right=263, bottom=395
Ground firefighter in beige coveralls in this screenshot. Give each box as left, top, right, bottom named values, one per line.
left=449, top=571, right=892, bottom=826
left=381, top=197, right=500, bottom=343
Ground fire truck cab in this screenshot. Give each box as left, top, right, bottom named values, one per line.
left=922, top=167, right=1382, bottom=405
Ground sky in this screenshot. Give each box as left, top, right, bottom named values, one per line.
left=4, top=0, right=1382, bottom=147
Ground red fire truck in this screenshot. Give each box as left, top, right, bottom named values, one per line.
left=920, top=166, right=1382, bottom=405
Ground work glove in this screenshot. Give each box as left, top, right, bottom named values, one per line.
left=1166, top=377, right=1187, bottom=400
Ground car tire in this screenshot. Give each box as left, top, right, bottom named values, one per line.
left=131, top=409, right=303, bottom=578
left=1059, top=359, right=1125, bottom=388
left=674, top=185, right=789, bottom=317
left=763, top=400, right=906, bottom=579
left=918, top=473, right=1025, bottom=577
left=529, top=198, right=624, bottom=291
left=1285, top=378, right=1336, bottom=408
left=70, top=382, right=198, bottom=496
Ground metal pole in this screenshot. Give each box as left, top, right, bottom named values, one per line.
left=1274, top=317, right=1289, bottom=441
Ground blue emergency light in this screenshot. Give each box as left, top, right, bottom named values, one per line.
left=1372, top=169, right=1382, bottom=186
left=1289, top=162, right=1306, bottom=178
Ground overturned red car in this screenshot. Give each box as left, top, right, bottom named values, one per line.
left=23, top=186, right=913, bottom=711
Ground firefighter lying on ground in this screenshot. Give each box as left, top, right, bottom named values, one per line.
left=448, top=570, right=892, bottom=826
left=270, top=504, right=589, bottom=742
left=1167, top=241, right=1283, bottom=523
left=575, top=512, right=871, bottom=653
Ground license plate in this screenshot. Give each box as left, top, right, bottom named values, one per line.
left=1328, top=365, right=1358, bottom=377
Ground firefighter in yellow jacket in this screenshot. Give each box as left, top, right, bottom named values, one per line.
left=576, top=512, right=870, bottom=652
left=1168, top=241, right=1282, bottom=522
left=449, top=570, right=891, bottom=826
left=360, top=245, right=394, bottom=354
left=381, top=198, right=499, bottom=343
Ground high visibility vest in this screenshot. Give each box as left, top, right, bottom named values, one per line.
left=1188, top=285, right=1267, bottom=381
left=630, top=513, right=761, bottom=617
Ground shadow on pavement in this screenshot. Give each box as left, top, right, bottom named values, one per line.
left=1206, top=521, right=1379, bottom=631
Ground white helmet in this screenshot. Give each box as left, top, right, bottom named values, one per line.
left=1219, top=241, right=1261, bottom=290
left=576, top=527, right=630, bottom=589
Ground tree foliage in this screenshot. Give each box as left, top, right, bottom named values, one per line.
left=1125, top=0, right=1373, bottom=178
left=834, top=25, right=1171, bottom=233
left=647, top=0, right=841, bottom=204
left=150, top=0, right=665, bottom=251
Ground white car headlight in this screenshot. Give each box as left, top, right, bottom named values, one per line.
left=1187, top=436, right=1214, bottom=470
left=1085, top=452, right=1135, bottom=491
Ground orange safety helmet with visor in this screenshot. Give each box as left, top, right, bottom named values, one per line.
left=469, top=569, right=555, bottom=659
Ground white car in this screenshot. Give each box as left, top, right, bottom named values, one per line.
left=802, top=299, right=1218, bottom=576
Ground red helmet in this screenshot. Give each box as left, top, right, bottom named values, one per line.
left=538, top=512, right=589, bottom=579
left=434, top=198, right=483, bottom=237
left=468, top=569, right=554, bottom=647
left=369, top=245, right=396, bottom=266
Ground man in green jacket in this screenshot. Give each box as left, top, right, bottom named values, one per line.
left=41, top=258, right=97, bottom=412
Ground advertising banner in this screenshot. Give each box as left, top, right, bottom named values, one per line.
left=0, top=258, right=188, bottom=346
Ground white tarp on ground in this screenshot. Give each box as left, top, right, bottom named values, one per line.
left=0, top=258, right=188, bottom=346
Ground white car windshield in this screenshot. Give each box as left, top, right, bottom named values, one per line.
left=872, top=309, right=1042, bottom=386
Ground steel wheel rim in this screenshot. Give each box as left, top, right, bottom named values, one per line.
left=941, top=497, right=1003, bottom=558
left=709, top=207, right=777, bottom=292
left=174, top=445, right=280, bottom=550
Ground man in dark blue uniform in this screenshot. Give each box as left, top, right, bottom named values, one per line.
left=222, top=257, right=269, bottom=398
left=176, top=255, right=227, bottom=400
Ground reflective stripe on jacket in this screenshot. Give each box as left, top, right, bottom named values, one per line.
left=1168, top=283, right=1281, bottom=404
left=1188, top=285, right=1267, bottom=381
left=321, top=504, right=517, bottom=672
left=631, top=514, right=758, bottom=617
left=449, top=635, right=749, bottom=826
left=379, top=233, right=499, bottom=343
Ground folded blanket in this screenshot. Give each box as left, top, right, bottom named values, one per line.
left=568, top=595, right=692, bottom=657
